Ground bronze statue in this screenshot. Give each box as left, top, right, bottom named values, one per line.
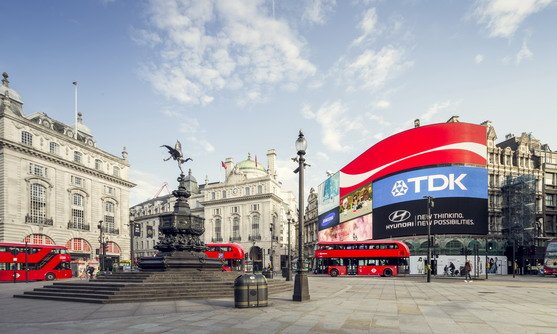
left=161, top=140, right=192, bottom=174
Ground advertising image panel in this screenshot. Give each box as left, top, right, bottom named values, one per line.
left=340, top=183, right=372, bottom=223
left=317, top=172, right=340, bottom=215
left=339, top=122, right=487, bottom=198
left=372, top=165, right=488, bottom=239
left=318, top=214, right=372, bottom=242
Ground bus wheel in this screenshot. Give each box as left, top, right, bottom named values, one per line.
left=383, top=268, right=392, bottom=277
left=330, top=269, right=339, bottom=277
left=45, top=273, right=55, bottom=281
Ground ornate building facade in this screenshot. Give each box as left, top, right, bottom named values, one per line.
left=0, top=72, right=135, bottom=266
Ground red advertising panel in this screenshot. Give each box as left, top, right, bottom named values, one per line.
left=339, top=123, right=487, bottom=198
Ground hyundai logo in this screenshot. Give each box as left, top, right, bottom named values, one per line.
left=388, top=210, right=411, bottom=223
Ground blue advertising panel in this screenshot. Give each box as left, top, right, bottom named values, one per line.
left=317, top=207, right=340, bottom=231
left=371, top=166, right=488, bottom=238
left=318, top=172, right=340, bottom=215
left=373, top=166, right=487, bottom=209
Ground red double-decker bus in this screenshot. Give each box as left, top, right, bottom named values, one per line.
left=315, top=240, right=410, bottom=277
left=543, top=239, right=557, bottom=276
left=0, top=242, right=73, bottom=282
left=205, top=243, right=245, bottom=271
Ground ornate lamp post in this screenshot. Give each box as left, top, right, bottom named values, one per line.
left=286, top=211, right=293, bottom=281
left=423, top=196, right=434, bottom=283
left=97, top=220, right=105, bottom=272
left=293, top=130, right=310, bottom=302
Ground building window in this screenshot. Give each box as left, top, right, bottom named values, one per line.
left=211, top=192, right=216, bottom=200
left=213, top=208, right=221, bottom=215
left=29, top=163, right=47, bottom=177
left=546, top=194, right=555, bottom=207
left=74, top=151, right=82, bottom=163
left=105, top=202, right=116, bottom=233
left=104, top=186, right=115, bottom=195
left=50, top=142, right=60, bottom=155
left=231, top=206, right=239, bottom=214
left=545, top=173, right=555, bottom=186
left=95, top=159, right=103, bottom=171
left=113, top=166, right=120, bottom=177
left=71, top=193, right=85, bottom=229
left=251, top=204, right=259, bottom=211
left=232, top=217, right=240, bottom=239
left=71, top=175, right=83, bottom=187
left=21, top=131, right=33, bottom=146
left=258, top=185, right=263, bottom=194
left=245, top=187, right=250, bottom=196
left=252, top=214, right=260, bottom=237
left=222, top=190, right=226, bottom=199
left=215, top=218, right=222, bottom=240
left=30, top=183, right=47, bottom=224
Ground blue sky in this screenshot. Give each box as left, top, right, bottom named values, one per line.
left=1, top=0, right=556, bottom=205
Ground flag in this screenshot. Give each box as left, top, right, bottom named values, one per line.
left=221, top=161, right=226, bottom=169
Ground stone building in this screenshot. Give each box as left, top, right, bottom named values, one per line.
left=0, top=72, right=135, bottom=267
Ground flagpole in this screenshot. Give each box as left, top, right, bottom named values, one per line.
left=73, top=81, right=78, bottom=140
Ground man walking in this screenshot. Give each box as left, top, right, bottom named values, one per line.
left=464, top=260, right=472, bottom=282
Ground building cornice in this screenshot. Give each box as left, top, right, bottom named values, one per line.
left=1, top=138, right=136, bottom=188
left=200, top=192, right=283, bottom=206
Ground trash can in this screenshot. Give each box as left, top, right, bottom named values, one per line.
left=234, top=274, right=268, bottom=308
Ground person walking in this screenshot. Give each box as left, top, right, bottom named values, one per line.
left=464, top=260, right=472, bottom=282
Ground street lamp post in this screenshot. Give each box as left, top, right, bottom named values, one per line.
left=424, top=196, right=434, bottom=283
left=270, top=223, right=274, bottom=278
left=129, top=214, right=136, bottom=270
left=293, top=130, right=310, bottom=302
left=286, top=211, right=292, bottom=281
left=97, top=220, right=104, bottom=273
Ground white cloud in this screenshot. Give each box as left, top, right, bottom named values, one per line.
left=161, top=110, right=215, bottom=153
left=138, top=0, right=316, bottom=106
left=366, top=113, right=391, bottom=127
left=472, top=0, right=554, bottom=39
left=342, top=46, right=412, bottom=92
left=129, top=169, right=167, bottom=205
left=421, top=100, right=459, bottom=122
left=302, top=0, right=336, bottom=25
left=316, top=151, right=330, bottom=160
left=374, top=100, right=390, bottom=109
left=475, top=54, right=484, bottom=64
left=516, top=38, right=533, bottom=64
left=302, top=101, right=363, bottom=152
left=353, top=7, right=378, bottom=45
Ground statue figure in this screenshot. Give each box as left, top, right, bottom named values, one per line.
left=161, top=140, right=192, bottom=174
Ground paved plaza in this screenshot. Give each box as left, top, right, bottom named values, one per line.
left=1, top=275, right=557, bottom=333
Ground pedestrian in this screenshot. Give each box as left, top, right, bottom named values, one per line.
left=86, top=264, right=95, bottom=280
left=443, top=265, right=449, bottom=276
left=79, top=265, right=88, bottom=280
left=464, top=260, right=472, bottom=282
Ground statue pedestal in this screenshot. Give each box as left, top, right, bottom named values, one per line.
left=138, top=251, right=223, bottom=272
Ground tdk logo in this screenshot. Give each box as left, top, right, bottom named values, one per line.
left=389, top=210, right=411, bottom=222
left=391, top=180, right=409, bottom=197
left=392, top=173, right=467, bottom=196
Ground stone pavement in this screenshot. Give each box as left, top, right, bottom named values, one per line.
left=1, top=275, right=557, bottom=333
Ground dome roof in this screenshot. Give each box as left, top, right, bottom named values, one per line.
left=234, top=154, right=267, bottom=178
left=183, top=169, right=197, bottom=183
left=0, top=72, right=23, bottom=103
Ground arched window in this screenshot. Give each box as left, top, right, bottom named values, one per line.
left=30, top=183, right=47, bottom=224
left=232, top=217, right=240, bottom=239
left=21, top=131, right=33, bottom=146
left=214, top=218, right=222, bottom=241
left=252, top=214, right=260, bottom=237
left=445, top=240, right=464, bottom=255
left=104, top=201, right=116, bottom=233
left=23, top=234, right=55, bottom=245
left=71, top=193, right=85, bottom=229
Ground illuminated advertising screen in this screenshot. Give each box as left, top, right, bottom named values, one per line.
left=318, top=214, right=372, bottom=242
left=317, top=207, right=340, bottom=231
left=317, top=172, right=340, bottom=215
left=372, top=166, right=488, bottom=238
left=339, top=123, right=487, bottom=198
left=339, top=183, right=372, bottom=223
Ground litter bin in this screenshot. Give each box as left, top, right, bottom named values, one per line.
left=234, top=274, right=268, bottom=308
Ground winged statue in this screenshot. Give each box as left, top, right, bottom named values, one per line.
left=161, top=140, right=192, bottom=173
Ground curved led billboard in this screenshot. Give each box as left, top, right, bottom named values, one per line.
left=339, top=122, right=487, bottom=198
left=317, top=121, right=488, bottom=242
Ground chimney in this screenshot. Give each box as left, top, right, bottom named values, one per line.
left=267, top=149, right=276, bottom=178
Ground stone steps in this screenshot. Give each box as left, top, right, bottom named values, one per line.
left=13, top=271, right=293, bottom=304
